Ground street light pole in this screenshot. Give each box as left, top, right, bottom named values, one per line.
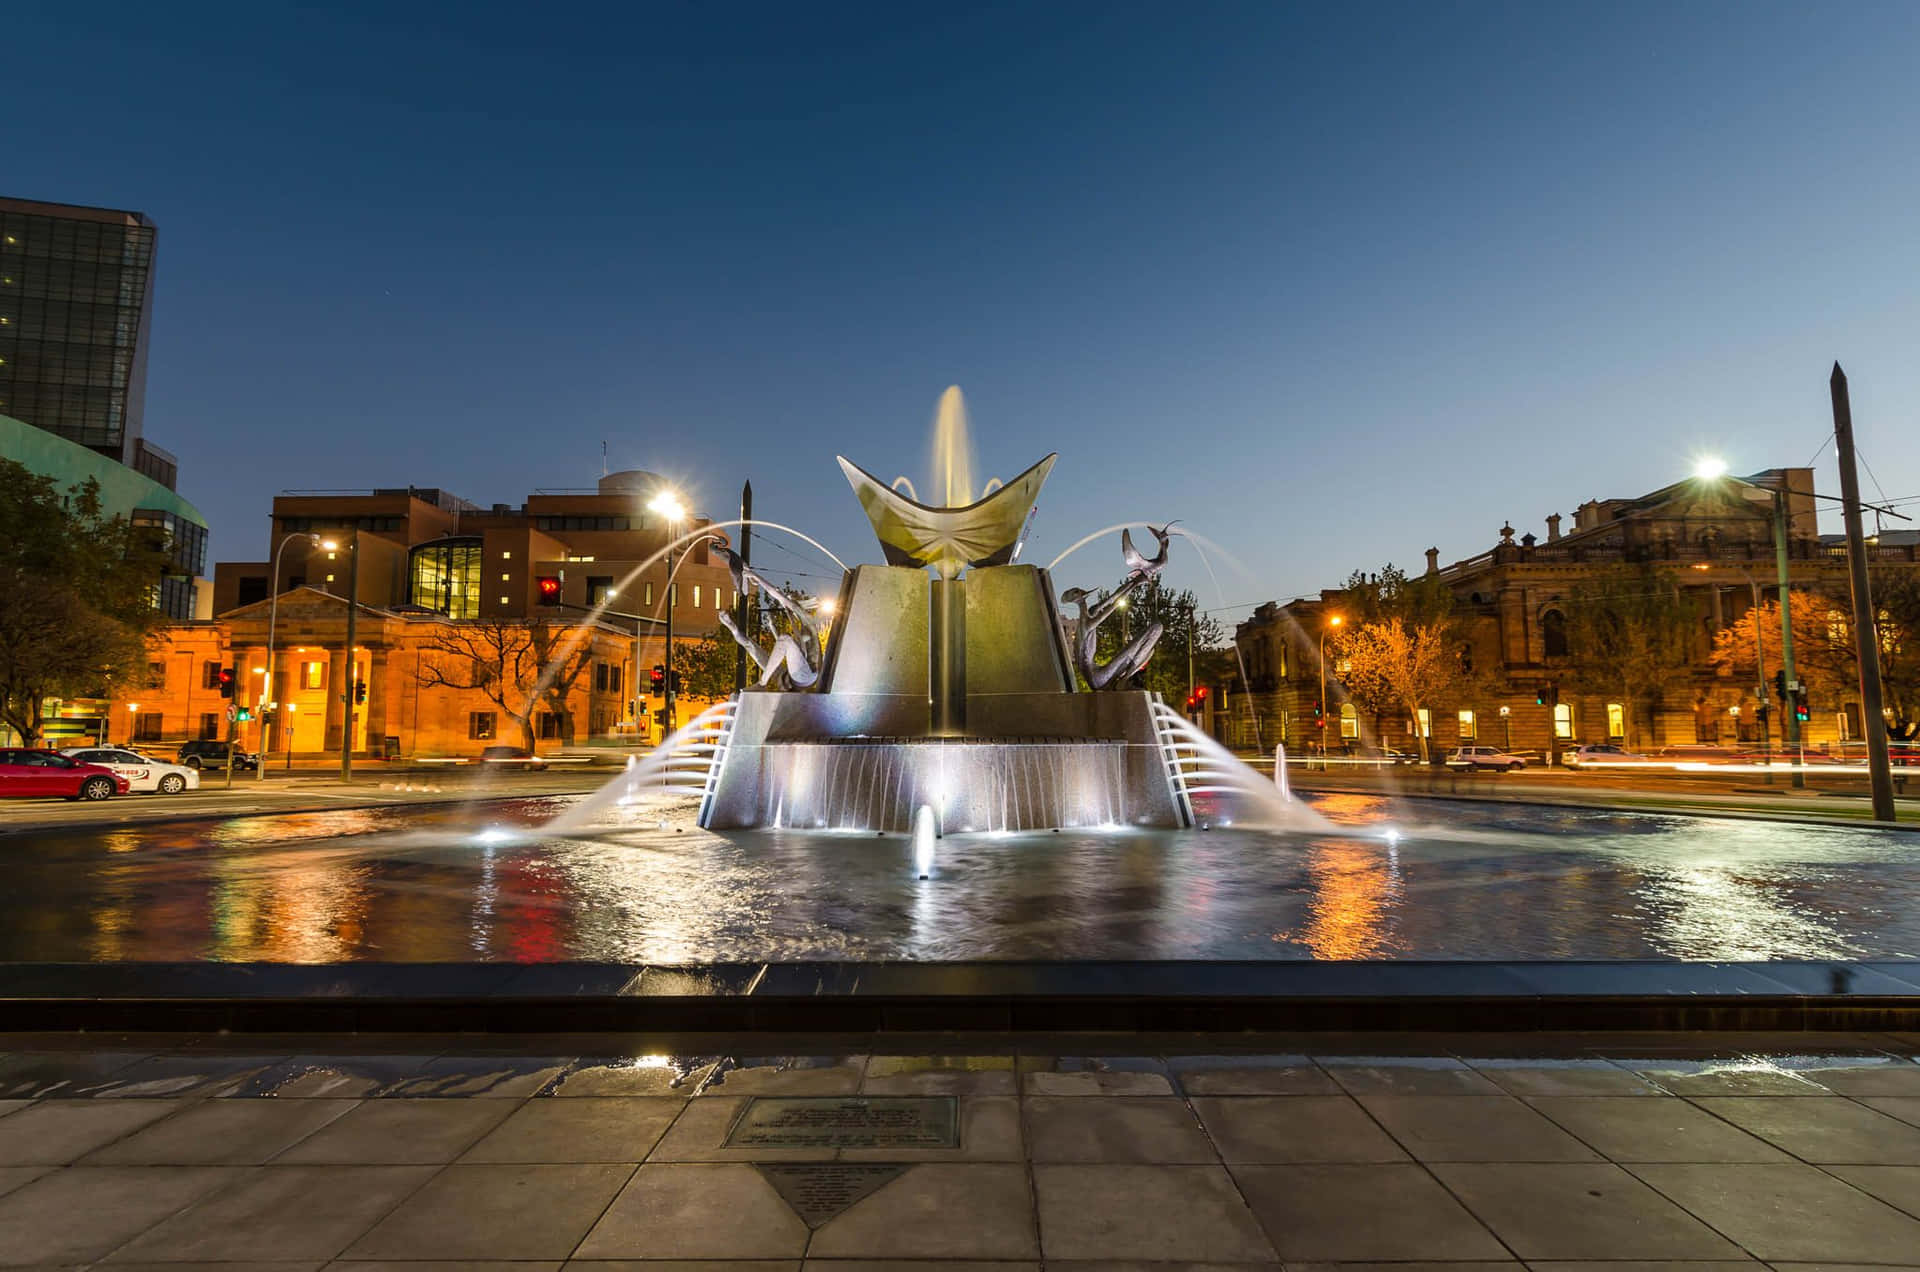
left=339, top=529, right=359, bottom=782
left=260, top=533, right=330, bottom=781
left=647, top=490, right=687, bottom=738
left=1319, top=614, right=1343, bottom=760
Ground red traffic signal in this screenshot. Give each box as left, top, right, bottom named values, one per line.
left=217, top=666, right=235, bottom=699
left=650, top=664, right=667, bottom=690
left=536, top=576, right=563, bottom=606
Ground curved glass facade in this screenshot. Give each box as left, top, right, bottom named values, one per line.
left=409, top=538, right=482, bottom=618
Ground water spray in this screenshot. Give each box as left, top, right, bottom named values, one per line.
left=913, top=804, right=937, bottom=879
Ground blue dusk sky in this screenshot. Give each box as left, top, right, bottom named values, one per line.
left=10, top=1, right=1920, bottom=615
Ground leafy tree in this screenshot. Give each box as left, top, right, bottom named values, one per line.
left=1089, top=580, right=1224, bottom=700
left=1326, top=563, right=1467, bottom=759
left=1708, top=588, right=1853, bottom=704
left=1560, top=565, right=1698, bottom=749
left=672, top=630, right=741, bottom=702
left=417, top=618, right=592, bottom=751
left=0, top=461, right=169, bottom=745
left=1716, top=575, right=1920, bottom=741
left=1334, top=616, right=1470, bottom=760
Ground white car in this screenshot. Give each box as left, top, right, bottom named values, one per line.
left=59, top=747, right=201, bottom=795
left=1563, top=743, right=1648, bottom=768
left=1446, top=745, right=1528, bottom=772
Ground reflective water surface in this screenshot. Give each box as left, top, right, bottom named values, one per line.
left=3, top=792, right=1918, bottom=963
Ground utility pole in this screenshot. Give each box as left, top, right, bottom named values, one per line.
left=734, top=481, right=752, bottom=694
left=1831, top=362, right=1898, bottom=821
left=340, top=530, right=359, bottom=782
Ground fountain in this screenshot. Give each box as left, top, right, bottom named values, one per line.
left=669, top=387, right=1315, bottom=835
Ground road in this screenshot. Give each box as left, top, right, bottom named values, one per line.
left=0, top=764, right=615, bottom=832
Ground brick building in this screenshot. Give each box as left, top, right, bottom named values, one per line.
left=1229, top=468, right=1920, bottom=760
left=98, top=469, right=746, bottom=757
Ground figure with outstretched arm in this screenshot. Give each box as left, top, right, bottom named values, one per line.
left=714, top=547, right=826, bottom=690
left=1061, top=523, right=1173, bottom=690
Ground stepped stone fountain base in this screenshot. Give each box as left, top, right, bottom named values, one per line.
left=704, top=690, right=1185, bottom=833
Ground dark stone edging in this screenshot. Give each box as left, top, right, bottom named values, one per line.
left=3, top=959, right=1918, bottom=1033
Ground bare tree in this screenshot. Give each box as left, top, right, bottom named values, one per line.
left=1562, top=565, right=1698, bottom=750
left=417, top=619, right=591, bottom=752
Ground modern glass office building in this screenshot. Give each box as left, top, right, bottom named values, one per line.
left=0, top=196, right=162, bottom=472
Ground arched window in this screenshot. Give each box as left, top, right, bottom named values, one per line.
left=1542, top=610, right=1569, bottom=658
left=1339, top=702, right=1358, bottom=739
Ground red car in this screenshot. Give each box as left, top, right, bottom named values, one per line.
left=0, top=748, right=132, bottom=800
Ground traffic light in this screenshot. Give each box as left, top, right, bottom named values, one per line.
left=650, top=664, right=666, bottom=692
left=217, top=667, right=235, bottom=699
left=1794, top=693, right=1810, bottom=723
left=1196, top=686, right=1210, bottom=704
left=1313, top=704, right=1326, bottom=728
left=536, top=576, right=562, bottom=606
left=235, top=707, right=252, bottom=722
left=354, top=680, right=368, bottom=705
left=667, top=667, right=681, bottom=694
left=1773, top=669, right=1788, bottom=702
left=1534, top=688, right=1546, bottom=707
left=1547, top=683, right=1560, bottom=708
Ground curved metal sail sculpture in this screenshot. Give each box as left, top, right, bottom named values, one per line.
left=837, top=453, right=1057, bottom=578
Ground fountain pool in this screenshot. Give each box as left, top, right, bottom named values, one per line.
left=2, top=791, right=1915, bottom=964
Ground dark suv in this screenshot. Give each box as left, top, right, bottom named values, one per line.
left=176, top=740, right=258, bottom=771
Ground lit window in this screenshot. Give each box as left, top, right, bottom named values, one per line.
left=1339, top=702, right=1358, bottom=739
left=669, top=584, right=677, bottom=606
left=501, top=573, right=511, bottom=582
left=644, top=582, right=654, bottom=605
left=1458, top=709, right=1476, bottom=740
left=1554, top=703, right=1575, bottom=740
left=501, top=551, right=512, bottom=560
left=301, top=661, right=325, bottom=689
left=499, top=596, right=509, bottom=606
left=1606, top=703, right=1625, bottom=737
left=325, top=573, right=335, bottom=583
left=692, top=585, right=701, bottom=609
left=1414, top=708, right=1431, bottom=738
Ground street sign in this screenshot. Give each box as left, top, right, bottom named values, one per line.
left=225, top=703, right=236, bottom=722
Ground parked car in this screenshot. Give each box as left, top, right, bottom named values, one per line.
left=475, top=745, right=547, bottom=771
left=1354, top=745, right=1421, bottom=765
left=60, top=748, right=200, bottom=795
left=1563, top=743, right=1649, bottom=769
left=175, top=740, right=258, bottom=771
left=1446, top=745, right=1527, bottom=772
left=0, top=749, right=131, bottom=800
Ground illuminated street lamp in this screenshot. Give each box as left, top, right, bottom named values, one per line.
left=260, top=534, right=335, bottom=781
left=1690, top=458, right=1803, bottom=786
left=125, top=703, right=138, bottom=746
left=1320, top=614, right=1343, bottom=757
left=648, top=490, right=687, bottom=734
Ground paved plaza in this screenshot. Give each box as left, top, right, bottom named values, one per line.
left=1, top=1031, right=1919, bottom=1267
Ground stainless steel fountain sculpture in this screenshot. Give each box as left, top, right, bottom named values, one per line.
left=717, top=547, right=824, bottom=690
left=699, top=388, right=1197, bottom=833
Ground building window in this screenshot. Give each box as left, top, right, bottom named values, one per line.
left=1413, top=708, right=1431, bottom=739
left=148, top=661, right=166, bottom=688
left=201, top=660, right=223, bottom=689
left=538, top=712, right=563, bottom=740
left=501, top=572, right=511, bottom=582
left=302, top=661, right=326, bottom=689
left=469, top=711, right=497, bottom=740
left=670, top=584, right=677, bottom=606
left=501, top=551, right=512, bottom=560
left=1553, top=703, right=1575, bottom=740
left=499, top=596, right=509, bottom=607
left=587, top=576, right=614, bottom=606
left=409, top=538, right=483, bottom=619
left=135, top=714, right=164, bottom=742
left=199, top=712, right=221, bottom=740
left=644, top=581, right=654, bottom=606
left=1542, top=610, right=1570, bottom=658
left=1457, top=709, right=1476, bottom=740
left=1339, top=702, right=1358, bottom=739
left=692, top=585, right=701, bottom=609
left=236, top=576, right=269, bottom=607
left=1607, top=703, right=1625, bottom=738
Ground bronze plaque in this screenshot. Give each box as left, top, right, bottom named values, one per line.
left=726, top=1096, right=959, bottom=1149
left=758, top=1164, right=908, bottom=1227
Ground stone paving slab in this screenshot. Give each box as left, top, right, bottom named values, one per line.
left=1, top=1031, right=1919, bottom=1264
